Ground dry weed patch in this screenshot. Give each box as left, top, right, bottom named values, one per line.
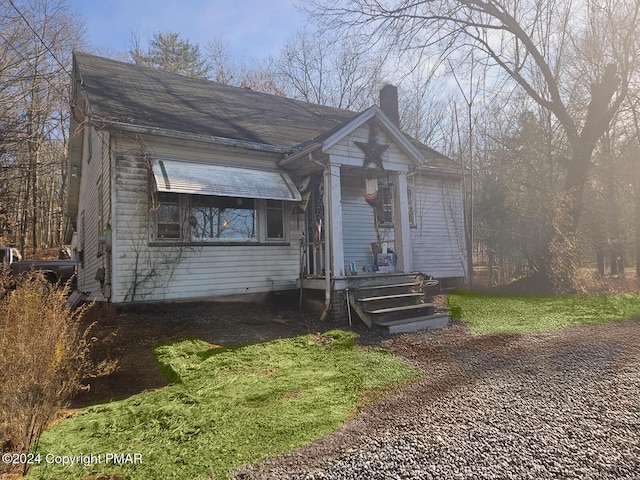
left=0, top=272, right=91, bottom=477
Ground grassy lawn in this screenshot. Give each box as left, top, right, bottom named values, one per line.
left=30, top=330, right=420, bottom=480
left=448, top=291, right=640, bottom=334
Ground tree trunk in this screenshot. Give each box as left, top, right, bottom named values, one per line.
left=31, top=152, right=38, bottom=256
left=595, top=244, right=605, bottom=277
left=20, top=162, right=32, bottom=257
left=636, top=230, right=640, bottom=279
left=636, top=191, right=640, bottom=278
left=488, top=247, right=494, bottom=287
left=547, top=143, right=594, bottom=293
left=563, top=144, right=594, bottom=222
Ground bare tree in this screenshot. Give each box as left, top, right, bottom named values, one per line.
left=204, top=35, right=283, bottom=95
left=308, top=0, right=640, bottom=291
left=269, top=27, right=385, bottom=110
left=205, top=35, right=237, bottom=85
left=385, top=47, right=452, bottom=148
left=0, top=0, right=85, bottom=256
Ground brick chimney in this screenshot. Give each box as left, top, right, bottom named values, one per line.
left=380, top=84, right=400, bottom=128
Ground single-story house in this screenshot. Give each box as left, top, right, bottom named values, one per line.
left=67, top=52, right=467, bottom=326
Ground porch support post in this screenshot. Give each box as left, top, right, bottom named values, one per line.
left=394, top=171, right=412, bottom=272
left=328, top=162, right=345, bottom=277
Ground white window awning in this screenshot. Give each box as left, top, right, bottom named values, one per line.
left=152, top=159, right=301, bottom=202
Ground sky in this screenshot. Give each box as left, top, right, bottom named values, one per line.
left=66, top=0, right=309, bottom=62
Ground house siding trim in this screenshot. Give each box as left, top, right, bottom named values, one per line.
left=326, top=154, right=410, bottom=172
left=328, top=163, right=345, bottom=277
left=394, top=171, right=412, bottom=272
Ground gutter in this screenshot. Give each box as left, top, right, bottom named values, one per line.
left=279, top=142, right=322, bottom=167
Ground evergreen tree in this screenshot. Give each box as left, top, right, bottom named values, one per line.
left=130, top=32, right=210, bottom=79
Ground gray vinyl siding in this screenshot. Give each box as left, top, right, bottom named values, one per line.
left=76, top=126, right=110, bottom=301
left=410, top=175, right=467, bottom=278
left=341, top=179, right=379, bottom=273
left=110, top=138, right=301, bottom=303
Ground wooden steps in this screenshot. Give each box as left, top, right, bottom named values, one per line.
left=347, top=274, right=449, bottom=333
left=358, top=293, right=424, bottom=303
left=364, top=302, right=436, bottom=323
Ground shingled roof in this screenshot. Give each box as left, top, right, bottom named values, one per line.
left=73, top=52, right=359, bottom=149
left=73, top=52, right=460, bottom=171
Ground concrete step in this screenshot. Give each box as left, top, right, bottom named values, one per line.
left=367, top=302, right=435, bottom=323
left=375, top=313, right=450, bottom=334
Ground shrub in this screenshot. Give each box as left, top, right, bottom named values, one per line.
left=0, top=271, right=91, bottom=476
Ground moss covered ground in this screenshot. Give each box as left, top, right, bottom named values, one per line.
left=448, top=291, right=640, bottom=334
left=30, top=330, right=420, bottom=480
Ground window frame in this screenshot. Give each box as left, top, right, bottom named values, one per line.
left=265, top=199, right=285, bottom=241
left=154, top=192, right=182, bottom=241
left=151, top=193, right=288, bottom=245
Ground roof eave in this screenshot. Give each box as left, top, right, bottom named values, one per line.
left=414, top=165, right=464, bottom=177
left=94, top=118, right=292, bottom=154
left=278, top=142, right=323, bottom=167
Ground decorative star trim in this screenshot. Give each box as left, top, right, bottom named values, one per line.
left=355, top=119, right=388, bottom=170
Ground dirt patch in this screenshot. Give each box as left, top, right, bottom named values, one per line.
left=73, top=301, right=339, bottom=408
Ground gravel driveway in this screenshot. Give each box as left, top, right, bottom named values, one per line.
left=233, top=319, right=640, bottom=479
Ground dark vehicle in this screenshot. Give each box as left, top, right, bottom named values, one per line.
left=1, top=247, right=77, bottom=286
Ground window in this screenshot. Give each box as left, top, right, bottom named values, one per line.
left=266, top=200, right=284, bottom=239
left=153, top=193, right=285, bottom=243
left=156, top=192, right=181, bottom=239
left=376, top=185, right=393, bottom=226
left=190, top=195, right=256, bottom=241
